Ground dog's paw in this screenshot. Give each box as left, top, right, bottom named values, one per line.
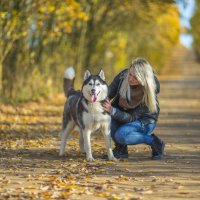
left=86, top=157, right=95, bottom=162
left=59, top=152, right=65, bottom=157
left=109, top=156, right=118, bottom=162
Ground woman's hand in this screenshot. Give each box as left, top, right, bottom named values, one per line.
left=102, top=99, right=112, bottom=113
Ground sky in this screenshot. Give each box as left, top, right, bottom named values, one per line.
left=176, top=0, right=196, bottom=48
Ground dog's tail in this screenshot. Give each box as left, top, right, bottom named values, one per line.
left=63, top=66, right=75, bottom=97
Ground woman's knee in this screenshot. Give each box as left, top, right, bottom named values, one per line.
left=114, top=124, right=136, bottom=145
left=114, top=130, right=127, bottom=145
left=114, top=124, right=154, bottom=145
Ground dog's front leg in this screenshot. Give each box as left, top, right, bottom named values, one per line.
left=103, top=124, right=117, bottom=161
left=79, top=130, right=85, bottom=153
left=83, top=129, right=94, bottom=161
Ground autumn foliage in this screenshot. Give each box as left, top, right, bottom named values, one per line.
left=191, top=0, right=200, bottom=60
left=0, top=0, right=180, bottom=102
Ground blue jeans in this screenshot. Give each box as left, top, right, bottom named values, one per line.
left=111, top=119, right=156, bottom=145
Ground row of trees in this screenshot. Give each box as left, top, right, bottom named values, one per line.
left=0, top=0, right=180, bottom=102
left=191, top=0, right=200, bottom=60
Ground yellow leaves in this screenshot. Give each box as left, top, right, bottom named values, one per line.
left=24, top=185, right=37, bottom=189
left=155, top=4, right=179, bottom=46
left=0, top=176, right=11, bottom=185
left=39, top=191, right=52, bottom=199
left=0, top=11, right=7, bottom=19
left=38, top=2, right=55, bottom=14
left=35, top=0, right=89, bottom=40
left=107, top=161, right=115, bottom=164
left=0, top=0, right=88, bottom=49
left=37, top=176, right=80, bottom=199
left=98, top=192, right=111, bottom=198
left=77, top=12, right=89, bottom=21
left=109, top=194, right=121, bottom=200
left=0, top=100, right=62, bottom=151
left=48, top=5, right=56, bottom=13
left=38, top=6, right=47, bottom=14
left=118, top=37, right=127, bottom=49
left=21, top=31, right=27, bottom=37
left=1, top=51, right=198, bottom=198
left=58, top=21, right=73, bottom=33
left=115, top=175, right=132, bottom=182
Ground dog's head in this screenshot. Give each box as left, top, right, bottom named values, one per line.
left=82, top=69, right=108, bottom=103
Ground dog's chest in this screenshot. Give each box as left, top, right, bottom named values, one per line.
left=86, top=103, right=106, bottom=121
left=82, top=103, right=110, bottom=128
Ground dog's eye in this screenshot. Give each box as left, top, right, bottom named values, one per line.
left=96, top=83, right=100, bottom=86
left=89, top=83, right=93, bottom=86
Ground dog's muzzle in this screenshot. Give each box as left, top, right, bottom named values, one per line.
left=90, top=89, right=100, bottom=103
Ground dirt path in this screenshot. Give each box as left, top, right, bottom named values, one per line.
left=0, top=46, right=200, bottom=200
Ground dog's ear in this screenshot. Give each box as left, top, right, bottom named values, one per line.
left=98, top=69, right=105, bottom=81
left=84, top=70, right=91, bottom=80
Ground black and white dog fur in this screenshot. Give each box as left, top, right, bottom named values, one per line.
left=59, top=67, right=116, bottom=161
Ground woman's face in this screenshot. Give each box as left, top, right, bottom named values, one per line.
left=128, top=70, right=140, bottom=86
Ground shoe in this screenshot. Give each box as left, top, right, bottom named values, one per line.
left=102, top=143, right=128, bottom=159
left=150, top=134, right=165, bottom=160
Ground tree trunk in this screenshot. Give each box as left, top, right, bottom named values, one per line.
left=2, top=40, right=19, bottom=98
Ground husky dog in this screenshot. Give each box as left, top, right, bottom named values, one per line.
left=59, top=67, right=116, bottom=161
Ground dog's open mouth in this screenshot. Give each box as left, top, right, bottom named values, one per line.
left=91, top=94, right=97, bottom=102
left=91, top=91, right=100, bottom=103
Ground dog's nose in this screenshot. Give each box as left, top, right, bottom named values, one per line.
left=91, top=89, right=96, bottom=94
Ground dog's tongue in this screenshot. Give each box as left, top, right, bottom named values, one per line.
left=91, top=94, right=97, bottom=102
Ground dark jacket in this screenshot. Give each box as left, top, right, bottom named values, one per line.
left=108, top=69, right=160, bottom=125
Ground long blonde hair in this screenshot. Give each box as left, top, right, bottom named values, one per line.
left=119, top=57, right=158, bottom=113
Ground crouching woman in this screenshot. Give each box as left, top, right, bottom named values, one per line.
left=103, top=57, right=165, bottom=160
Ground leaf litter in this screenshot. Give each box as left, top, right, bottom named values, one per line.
left=0, top=98, right=200, bottom=199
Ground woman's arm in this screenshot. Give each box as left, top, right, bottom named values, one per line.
left=108, top=69, right=128, bottom=99
left=103, top=99, right=139, bottom=123
left=111, top=107, right=138, bottom=123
